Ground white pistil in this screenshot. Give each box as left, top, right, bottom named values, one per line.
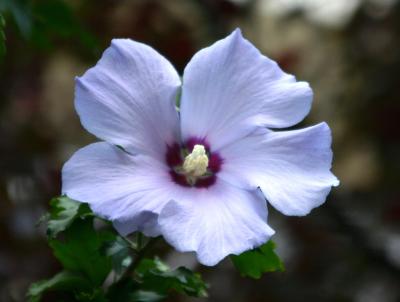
left=183, top=144, right=209, bottom=178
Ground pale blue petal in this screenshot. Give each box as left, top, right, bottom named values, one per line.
left=113, top=211, right=160, bottom=237
left=180, top=29, right=312, bottom=151
left=158, top=179, right=275, bottom=266
left=75, top=39, right=181, bottom=161
left=62, top=142, right=175, bottom=235
left=218, top=122, right=339, bottom=216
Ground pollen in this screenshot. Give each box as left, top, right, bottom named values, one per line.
left=183, top=144, right=209, bottom=177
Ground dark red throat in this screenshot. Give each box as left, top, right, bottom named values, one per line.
left=165, top=137, right=223, bottom=188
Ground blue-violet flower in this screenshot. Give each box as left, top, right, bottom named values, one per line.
left=62, top=29, right=339, bottom=266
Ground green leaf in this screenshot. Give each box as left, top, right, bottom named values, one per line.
left=33, top=0, right=97, bottom=47
left=130, top=290, right=165, bottom=302
left=29, top=198, right=117, bottom=301
left=106, top=279, right=166, bottom=302
left=106, top=278, right=137, bottom=302
left=231, top=240, right=284, bottom=279
left=27, top=270, right=92, bottom=302
left=108, top=258, right=207, bottom=300
left=33, top=0, right=77, bottom=36
left=47, top=196, right=91, bottom=238
left=74, top=288, right=108, bottom=302
left=135, top=258, right=169, bottom=275
left=136, top=258, right=208, bottom=298
left=30, top=0, right=98, bottom=51
left=0, top=0, right=32, bottom=38
left=0, top=0, right=98, bottom=52
left=104, top=236, right=132, bottom=277
left=0, top=13, right=5, bottom=58
left=49, top=217, right=114, bottom=286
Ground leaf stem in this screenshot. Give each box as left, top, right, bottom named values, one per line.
left=120, top=234, right=160, bottom=281
left=136, top=232, right=144, bottom=250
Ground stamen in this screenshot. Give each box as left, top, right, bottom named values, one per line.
left=183, top=144, right=209, bottom=177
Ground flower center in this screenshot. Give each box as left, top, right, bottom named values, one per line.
left=183, top=144, right=209, bottom=178
left=166, top=139, right=223, bottom=188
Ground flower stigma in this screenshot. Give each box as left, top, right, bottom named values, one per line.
left=167, top=141, right=221, bottom=188
left=183, top=145, right=209, bottom=179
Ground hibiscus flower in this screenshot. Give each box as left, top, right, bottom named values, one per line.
left=62, top=29, right=339, bottom=266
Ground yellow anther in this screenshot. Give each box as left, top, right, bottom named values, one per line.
left=183, top=145, right=209, bottom=177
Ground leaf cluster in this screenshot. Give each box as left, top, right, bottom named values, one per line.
left=27, top=196, right=208, bottom=302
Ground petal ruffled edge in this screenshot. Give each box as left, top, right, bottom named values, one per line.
left=218, top=122, right=339, bottom=216
left=62, top=142, right=174, bottom=235
left=158, top=180, right=275, bottom=266
left=75, top=39, right=181, bottom=161
left=180, top=28, right=313, bottom=151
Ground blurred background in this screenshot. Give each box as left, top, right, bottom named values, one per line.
left=1, top=0, right=400, bottom=301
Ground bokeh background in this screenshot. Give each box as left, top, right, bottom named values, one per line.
left=1, top=0, right=400, bottom=301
